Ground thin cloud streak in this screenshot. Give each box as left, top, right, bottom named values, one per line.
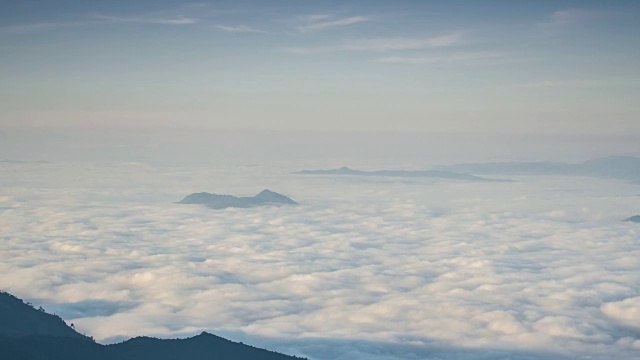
left=551, top=9, right=601, bottom=25
left=0, top=14, right=197, bottom=34
left=343, top=34, right=461, bottom=51
left=521, top=80, right=597, bottom=88
left=298, top=16, right=370, bottom=32
left=0, top=21, right=100, bottom=34
left=216, top=24, right=265, bottom=33
left=375, top=52, right=513, bottom=66
left=299, top=14, right=332, bottom=22
left=91, top=14, right=198, bottom=25
left=540, top=8, right=607, bottom=27
left=285, top=34, right=462, bottom=54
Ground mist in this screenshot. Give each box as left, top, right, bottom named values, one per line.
left=2, top=128, right=639, bottom=166
left=2, top=153, right=639, bottom=359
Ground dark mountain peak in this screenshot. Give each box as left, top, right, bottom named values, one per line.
left=624, top=215, right=640, bottom=223
left=114, top=328, right=306, bottom=360
left=254, top=190, right=298, bottom=204
left=194, top=331, right=222, bottom=340
left=334, top=167, right=359, bottom=174
left=179, top=190, right=297, bottom=209
left=177, top=192, right=217, bottom=204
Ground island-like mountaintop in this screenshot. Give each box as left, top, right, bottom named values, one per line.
left=293, top=167, right=514, bottom=182
left=178, top=189, right=298, bottom=209
left=624, top=215, right=640, bottom=223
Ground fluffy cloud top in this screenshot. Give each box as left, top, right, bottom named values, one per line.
left=1, top=161, right=639, bottom=359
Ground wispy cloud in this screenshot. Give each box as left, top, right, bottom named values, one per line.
left=0, top=21, right=96, bottom=34
left=296, top=15, right=370, bottom=33
left=541, top=9, right=606, bottom=27
left=375, top=52, right=510, bottom=66
left=345, top=34, right=461, bottom=51
left=216, top=25, right=265, bottom=34
left=0, top=13, right=197, bottom=33
left=521, top=79, right=597, bottom=88
left=299, top=14, right=331, bottom=23
left=285, top=34, right=462, bottom=54
left=91, top=14, right=197, bottom=25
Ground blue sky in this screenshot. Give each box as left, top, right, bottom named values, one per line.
left=1, top=0, right=639, bottom=135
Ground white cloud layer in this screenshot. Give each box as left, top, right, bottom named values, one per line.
left=1, top=161, right=640, bottom=359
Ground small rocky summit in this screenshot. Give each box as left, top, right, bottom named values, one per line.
left=178, top=189, right=298, bottom=209
left=623, top=215, right=640, bottom=223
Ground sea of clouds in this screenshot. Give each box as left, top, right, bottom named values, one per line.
left=1, top=160, right=639, bottom=360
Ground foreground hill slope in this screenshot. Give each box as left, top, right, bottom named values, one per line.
left=0, top=291, right=89, bottom=340
left=0, top=291, right=305, bottom=360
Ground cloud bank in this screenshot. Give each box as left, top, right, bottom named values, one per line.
left=1, top=161, right=639, bottom=359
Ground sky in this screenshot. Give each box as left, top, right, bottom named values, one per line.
left=2, top=4, right=640, bottom=359
left=1, top=0, right=640, bottom=137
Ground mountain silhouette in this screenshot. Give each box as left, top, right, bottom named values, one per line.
left=437, top=156, right=640, bottom=183
left=0, top=291, right=90, bottom=340
left=624, top=215, right=640, bottom=223
left=178, top=189, right=298, bottom=209
left=293, top=167, right=514, bottom=182
left=0, top=291, right=305, bottom=360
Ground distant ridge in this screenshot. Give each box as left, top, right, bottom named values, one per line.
left=111, top=332, right=304, bottom=360
left=293, top=167, right=514, bottom=183
left=0, top=290, right=306, bottom=360
left=624, top=215, right=640, bottom=223
left=436, top=156, right=640, bottom=183
left=178, top=189, right=298, bottom=209
left=2, top=160, right=49, bottom=164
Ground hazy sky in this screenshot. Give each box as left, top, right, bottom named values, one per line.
left=2, top=0, right=639, bottom=136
